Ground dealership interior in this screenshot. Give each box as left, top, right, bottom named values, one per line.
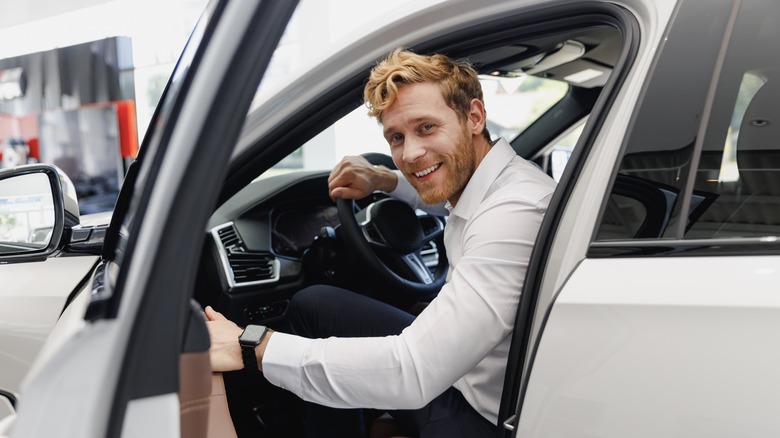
left=0, top=0, right=206, bottom=214
left=0, top=0, right=409, bottom=218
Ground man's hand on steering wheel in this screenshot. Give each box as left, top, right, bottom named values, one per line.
left=328, top=155, right=398, bottom=201
left=328, top=155, right=447, bottom=299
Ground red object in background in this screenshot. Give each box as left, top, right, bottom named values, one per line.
left=26, top=137, right=39, bottom=160
left=115, top=100, right=138, bottom=159
left=1, top=100, right=137, bottom=168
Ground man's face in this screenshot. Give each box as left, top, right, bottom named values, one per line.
left=381, top=82, right=476, bottom=205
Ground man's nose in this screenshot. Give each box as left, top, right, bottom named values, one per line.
left=402, top=137, right=426, bottom=163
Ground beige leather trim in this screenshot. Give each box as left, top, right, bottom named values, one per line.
left=178, top=352, right=237, bottom=438
left=179, top=351, right=211, bottom=438
left=208, top=373, right=237, bottom=438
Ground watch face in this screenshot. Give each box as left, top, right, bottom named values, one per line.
left=240, top=325, right=267, bottom=345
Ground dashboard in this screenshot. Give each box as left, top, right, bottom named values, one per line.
left=200, top=171, right=338, bottom=324
left=271, top=204, right=339, bottom=259
left=205, top=171, right=339, bottom=293
left=201, top=168, right=443, bottom=327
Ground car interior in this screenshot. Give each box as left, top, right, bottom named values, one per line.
left=593, top=2, right=780, bottom=246
left=186, top=12, right=625, bottom=438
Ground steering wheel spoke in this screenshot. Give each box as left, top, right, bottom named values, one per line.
left=337, top=197, right=447, bottom=298
left=400, top=252, right=434, bottom=284
left=417, top=213, right=445, bottom=243
left=356, top=209, right=390, bottom=248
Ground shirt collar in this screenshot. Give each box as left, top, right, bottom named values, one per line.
left=446, top=138, right=516, bottom=219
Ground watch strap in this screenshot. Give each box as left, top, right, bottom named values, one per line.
left=241, top=343, right=260, bottom=372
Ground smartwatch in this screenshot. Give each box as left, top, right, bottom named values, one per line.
left=238, top=324, right=269, bottom=372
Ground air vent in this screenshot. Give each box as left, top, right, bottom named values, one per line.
left=217, top=225, right=244, bottom=253
left=420, top=240, right=439, bottom=273
left=210, top=222, right=280, bottom=289
left=419, top=215, right=444, bottom=236
left=229, top=252, right=276, bottom=283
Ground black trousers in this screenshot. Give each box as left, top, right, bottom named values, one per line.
left=286, top=285, right=495, bottom=438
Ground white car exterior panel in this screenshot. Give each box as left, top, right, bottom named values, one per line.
left=21, top=266, right=94, bottom=388
left=9, top=320, right=123, bottom=437
left=520, top=0, right=678, bottom=376
left=0, top=256, right=97, bottom=397
left=518, top=256, right=780, bottom=437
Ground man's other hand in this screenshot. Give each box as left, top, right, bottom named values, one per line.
left=204, top=306, right=244, bottom=372
left=328, top=155, right=398, bottom=200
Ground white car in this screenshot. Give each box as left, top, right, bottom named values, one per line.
left=1, top=0, right=779, bottom=436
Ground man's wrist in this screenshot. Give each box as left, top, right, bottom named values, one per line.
left=255, top=329, right=274, bottom=372
left=373, top=165, right=398, bottom=193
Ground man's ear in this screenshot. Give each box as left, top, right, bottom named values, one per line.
left=468, top=98, right=486, bottom=136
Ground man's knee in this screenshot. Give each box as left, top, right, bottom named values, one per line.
left=290, top=285, right=345, bottom=314
left=287, top=285, right=351, bottom=337
left=288, top=285, right=319, bottom=312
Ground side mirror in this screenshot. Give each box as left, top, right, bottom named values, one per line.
left=0, top=164, right=79, bottom=262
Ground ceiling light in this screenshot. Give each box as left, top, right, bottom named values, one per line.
left=564, top=68, right=604, bottom=84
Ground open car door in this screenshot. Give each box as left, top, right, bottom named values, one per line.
left=9, top=1, right=298, bottom=437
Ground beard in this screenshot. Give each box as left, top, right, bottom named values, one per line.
left=406, top=127, right=476, bottom=205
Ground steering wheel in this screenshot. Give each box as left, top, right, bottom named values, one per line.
left=336, top=197, right=448, bottom=298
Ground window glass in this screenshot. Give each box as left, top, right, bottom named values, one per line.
left=481, top=75, right=569, bottom=143
left=546, top=118, right=585, bottom=182
left=595, top=0, right=780, bottom=242
left=249, top=0, right=448, bottom=112
left=261, top=73, right=567, bottom=178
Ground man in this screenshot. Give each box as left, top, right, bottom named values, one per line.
left=206, top=48, right=557, bottom=437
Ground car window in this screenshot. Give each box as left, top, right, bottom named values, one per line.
left=481, top=75, right=569, bottom=143
left=535, top=117, right=586, bottom=183
left=260, top=73, right=568, bottom=178
left=241, top=0, right=573, bottom=179
left=249, top=0, right=448, bottom=112
left=594, top=0, right=780, bottom=244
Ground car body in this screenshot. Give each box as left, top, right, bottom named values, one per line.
left=0, top=203, right=107, bottom=410
left=1, top=0, right=780, bottom=437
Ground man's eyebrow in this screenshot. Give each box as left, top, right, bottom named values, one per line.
left=383, top=117, right=430, bottom=136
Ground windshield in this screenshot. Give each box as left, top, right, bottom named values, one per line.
left=243, top=0, right=569, bottom=179
left=262, top=74, right=567, bottom=178
left=252, top=0, right=569, bottom=179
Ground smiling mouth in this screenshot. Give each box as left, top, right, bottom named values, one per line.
left=413, top=163, right=441, bottom=178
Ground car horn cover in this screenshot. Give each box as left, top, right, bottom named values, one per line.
left=368, top=199, right=424, bottom=254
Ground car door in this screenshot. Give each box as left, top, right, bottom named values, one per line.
left=0, top=182, right=107, bottom=408
left=504, top=0, right=780, bottom=436
left=9, top=1, right=298, bottom=437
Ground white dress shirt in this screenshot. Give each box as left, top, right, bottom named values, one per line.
left=262, top=138, right=556, bottom=425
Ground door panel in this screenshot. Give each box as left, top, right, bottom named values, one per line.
left=519, top=256, right=780, bottom=436
left=0, top=256, right=98, bottom=397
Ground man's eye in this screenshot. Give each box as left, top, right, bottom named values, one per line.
left=421, top=123, right=434, bottom=131
left=390, top=134, right=404, bottom=143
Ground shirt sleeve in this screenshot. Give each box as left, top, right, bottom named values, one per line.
left=261, top=194, right=547, bottom=410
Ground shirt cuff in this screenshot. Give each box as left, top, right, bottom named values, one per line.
left=262, top=332, right=311, bottom=394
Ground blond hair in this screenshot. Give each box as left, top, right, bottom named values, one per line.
left=364, top=48, right=491, bottom=142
